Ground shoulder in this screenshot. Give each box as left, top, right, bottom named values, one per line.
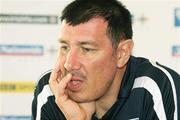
left=34, top=70, right=52, bottom=95
left=133, top=57, right=179, bottom=88
left=132, top=57, right=179, bottom=98
left=32, top=70, right=66, bottom=120
left=131, top=57, right=179, bottom=119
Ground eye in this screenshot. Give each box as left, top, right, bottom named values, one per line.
left=82, top=47, right=95, bottom=53
left=60, top=45, right=70, bottom=53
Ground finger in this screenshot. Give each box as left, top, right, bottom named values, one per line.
left=79, top=102, right=95, bottom=111
left=58, top=73, right=72, bottom=91
left=79, top=102, right=96, bottom=118
left=56, top=73, right=72, bottom=102
left=49, top=61, right=61, bottom=83
left=53, top=59, right=61, bottom=73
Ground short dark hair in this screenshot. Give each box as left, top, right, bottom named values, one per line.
left=61, top=0, right=133, bottom=47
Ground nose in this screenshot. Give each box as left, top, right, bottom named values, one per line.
left=64, top=49, right=81, bottom=71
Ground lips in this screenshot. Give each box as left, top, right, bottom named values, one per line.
left=67, top=76, right=83, bottom=92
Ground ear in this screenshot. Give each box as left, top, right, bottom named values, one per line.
left=116, top=39, right=134, bottom=68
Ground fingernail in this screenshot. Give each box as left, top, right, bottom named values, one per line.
left=54, top=63, right=60, bottom=71
left=67, top=73, right=72, bottom=78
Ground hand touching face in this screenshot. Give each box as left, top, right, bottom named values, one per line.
left=58, top=18, right=118, bottom=102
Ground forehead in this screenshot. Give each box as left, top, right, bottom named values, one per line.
left=59, top=18, right=108, bottom=41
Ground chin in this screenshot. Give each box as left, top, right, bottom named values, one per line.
left=68, top=92, right=94, bottom=103
left=69, top=94, right=87, bottom=102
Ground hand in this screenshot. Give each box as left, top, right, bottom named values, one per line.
left=49, top=62, right=95, bottom=120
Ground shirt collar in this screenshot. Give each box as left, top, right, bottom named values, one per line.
left=118, top=56, right=138, bottom=99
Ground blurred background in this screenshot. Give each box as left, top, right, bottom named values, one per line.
left=0, top=0, right=179, bottom=119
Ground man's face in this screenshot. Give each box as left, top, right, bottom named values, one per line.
left=58, top=18, right=118, bottom=102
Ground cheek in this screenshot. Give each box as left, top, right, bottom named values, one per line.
left=86, top=55, right=117, bottom=88
left=83, top=57, right=116, bottom=99
left=90, top=53, right=116, bottom=75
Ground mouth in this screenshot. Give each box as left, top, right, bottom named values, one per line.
left=67, top=76, right=84, bottom=92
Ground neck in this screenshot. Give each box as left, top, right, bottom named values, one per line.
left=95, top=66, right=126, bottom=118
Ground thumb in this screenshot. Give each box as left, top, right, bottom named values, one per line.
left=79, top=102, right=95, bottom=119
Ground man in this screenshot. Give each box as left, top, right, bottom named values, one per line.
left=32, top=0, right=180, bottom=119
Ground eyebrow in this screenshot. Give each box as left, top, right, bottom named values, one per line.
left=58, top=39, right=98, bottom=47
left=78, top=41, right=98, bottom=46
left=58, top=39, right=68, bottom=44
